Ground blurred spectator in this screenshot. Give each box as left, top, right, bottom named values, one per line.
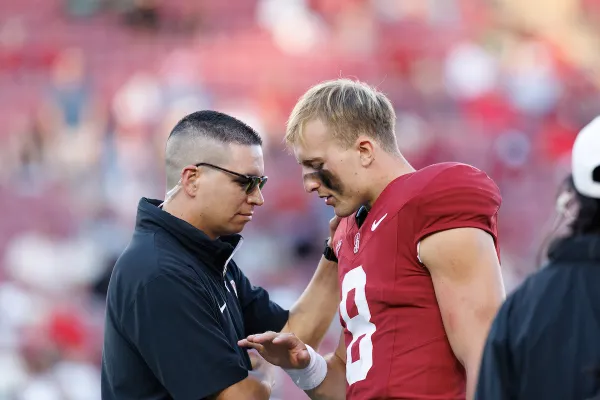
left=501, top=33, right=563, bottom=116
left=444, top=40, right=498, bottom=101
left=122, top=0, right=160, bottom=31
left=257, top=0, right=327, bottom=55
left=47, top=48, right=91, bottom=130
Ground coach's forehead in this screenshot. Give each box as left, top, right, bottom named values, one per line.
left=225, top=143, right=264, bottom=176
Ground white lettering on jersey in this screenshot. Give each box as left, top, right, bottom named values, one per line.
left=340, top=266, right=376, bottom=385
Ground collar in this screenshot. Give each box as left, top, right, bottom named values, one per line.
left=548, top=234, right=600, bottom=264
left=355, top=205, right=369, bottom=228
left=135, top=198, right=243, bottom=276
left=353, top=172, right=412, bottom=229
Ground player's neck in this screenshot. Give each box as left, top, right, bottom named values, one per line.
left=366, top=155, right=415, bottom=208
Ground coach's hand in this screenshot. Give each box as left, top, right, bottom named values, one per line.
left=238, top=331, right=310, bottom=370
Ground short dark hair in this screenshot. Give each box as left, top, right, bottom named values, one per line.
left=567, top=175, right=600, bottom=235
left=168, top=110, right=262, bottom=146
left=537, top=174, right=600, bottom=267
left=164, top=111, right=262, bottom=189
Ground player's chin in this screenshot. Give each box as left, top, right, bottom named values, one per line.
left=332, top=203, right=355, bottom=218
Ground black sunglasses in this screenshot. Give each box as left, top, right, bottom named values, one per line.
left=195, top=163, right=267, bottom=194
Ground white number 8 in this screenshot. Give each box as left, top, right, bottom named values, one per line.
left=340, top=266, right=377, bottom=385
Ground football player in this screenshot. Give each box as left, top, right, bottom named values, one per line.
left=240, top=79, right=506, bottom=400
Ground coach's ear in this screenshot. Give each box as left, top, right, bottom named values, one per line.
left=356, top=135, right=375, bottom=167
left=181, top=165, right=201, bottom=197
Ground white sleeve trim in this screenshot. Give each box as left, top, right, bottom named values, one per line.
left=416, top=241, right=423, bottom=264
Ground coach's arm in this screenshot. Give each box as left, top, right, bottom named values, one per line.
left=126, top=272, right=276, bottom=400
left=208, top=378, right=271, bottom=400
left=419, top=227, right=506, bottom=400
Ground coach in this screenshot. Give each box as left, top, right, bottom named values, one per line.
left=101, top=111, right=340, bottom=400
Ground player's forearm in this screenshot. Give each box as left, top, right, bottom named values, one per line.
left=465, top=365, right=478, bottom=400
left=463, top=343, right=489, bottom=400
left=449, top=318, right=496, bottom=400
left=283, top=256, right=338, bottom=348
left=453, top=314, right=497, bottom=400
left=305, top=353, right=347, bottom=400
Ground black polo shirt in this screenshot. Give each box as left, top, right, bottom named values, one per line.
left=476, top=234, right=600, bottom=400
left=101, top=198, right=289, bottom=400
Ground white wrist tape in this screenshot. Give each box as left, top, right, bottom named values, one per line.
left=283, top=344, right=327, bottom=391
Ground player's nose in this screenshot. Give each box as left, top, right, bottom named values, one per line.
left=303, top=175, right=320, bottom=193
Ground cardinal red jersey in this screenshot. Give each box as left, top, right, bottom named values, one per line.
left=332, top=162, right=501, bottom=400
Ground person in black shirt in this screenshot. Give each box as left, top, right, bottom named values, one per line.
left=475, top=117, right=600, bottom=400
left=101, top=111, right=340, bottom=400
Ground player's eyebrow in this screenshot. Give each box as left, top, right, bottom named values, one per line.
left=299, top=157, right=324, bottom=167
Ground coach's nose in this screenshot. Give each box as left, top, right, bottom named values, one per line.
left=247, top=186, right=265, bottom=206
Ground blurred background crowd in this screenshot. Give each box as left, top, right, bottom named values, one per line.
left=1, top=0, right=600, bottom=398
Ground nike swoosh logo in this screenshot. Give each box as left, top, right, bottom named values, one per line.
left=220, top=303, right=227, bottom=313
left=371, top=214, right=388, bottom=231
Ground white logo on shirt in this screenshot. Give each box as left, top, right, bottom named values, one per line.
left=354, top=233, right=360, bottom=254
left=335, top=239, right=343, bottom=257
left=220, top=303, right=227, bottom=313
left=371, top=214, right=388, bottom=231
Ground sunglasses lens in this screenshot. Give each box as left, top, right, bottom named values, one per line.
left=245, top=179, right=257, bottom=194
left=245, top=177, right=267, bottom=194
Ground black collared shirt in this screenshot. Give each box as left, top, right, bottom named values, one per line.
left=476, top=234, right=600, bottom=400
left=101, top=198, right=289, bottom=400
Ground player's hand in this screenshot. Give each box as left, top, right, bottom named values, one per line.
left=327, top=215, right=341, bottom=247
left=238, top=331, right=311, bottom=370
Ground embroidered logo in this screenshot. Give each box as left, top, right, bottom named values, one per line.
left=335, top=239, right=343, bottom=257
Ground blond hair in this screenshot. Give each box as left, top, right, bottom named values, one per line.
left=285, top=79, right=398, bottom=152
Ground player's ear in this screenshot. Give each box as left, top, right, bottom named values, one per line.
left=356, top=135, right=375, bottom=167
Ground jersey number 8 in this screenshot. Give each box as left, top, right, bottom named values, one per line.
left=340, top=266, right=377, bottom=385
